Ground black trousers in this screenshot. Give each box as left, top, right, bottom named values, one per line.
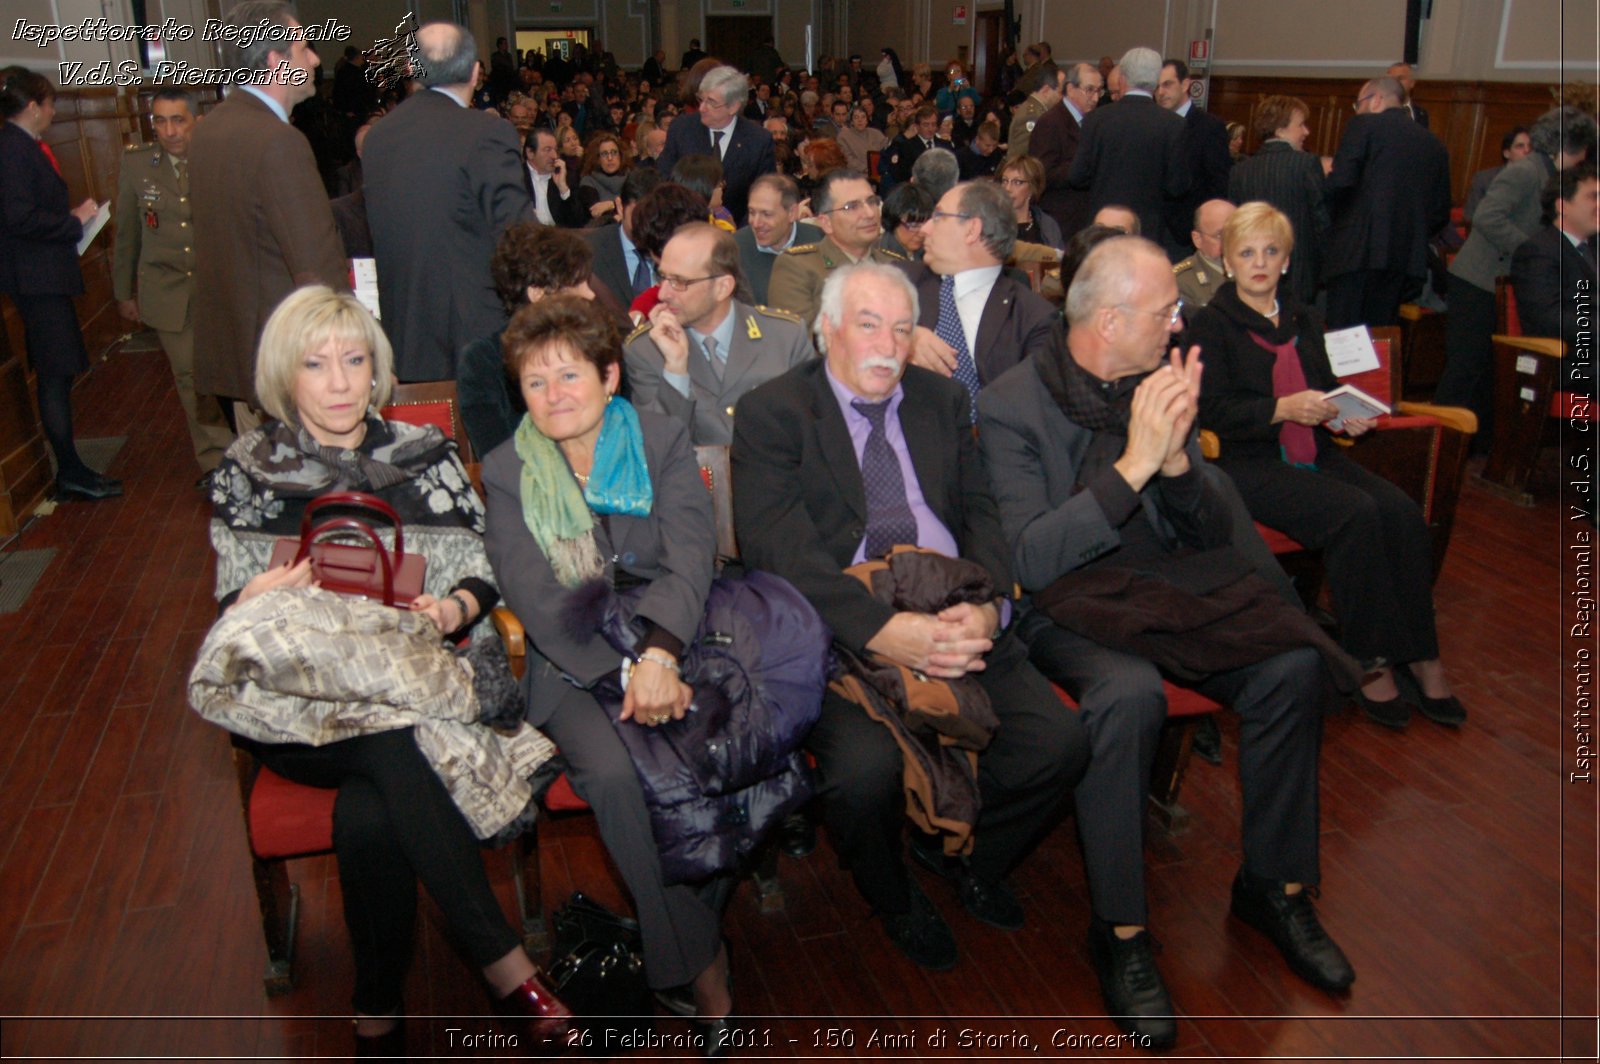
left=1220, top=448, right=1439, bottom=665
left=805, top=630, right=1089, bottom=915
left=1433, top=275, right=1499, bottom=443
left=1324, top=269, right=1416, bottom=329
left=9, top=293, right=93, bottom=479
left=1025, top=619, right=1326, bottom=927
left=256, top=728, right=521, bottom=1015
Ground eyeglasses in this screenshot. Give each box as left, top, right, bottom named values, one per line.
left=824, top=195, right=883, bottom=215
left=927, top=209, right=974, bottom=224
left=598, top=148, right=621, bottom=157
left=1120, top=298, right=1185, bottom=327
left=698, top=94, right=731, bottom=109
left=898, top=217, right=928, bottom=230
left=1351, top=93, right=1377, bottom=112
left=657, top=273, right=726, bottom=291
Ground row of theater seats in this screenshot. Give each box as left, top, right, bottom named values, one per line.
left=231, top=324, right=1482, bottom=994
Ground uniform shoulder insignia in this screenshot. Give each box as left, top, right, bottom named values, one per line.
left=754, top=305, right=803, bottom=324
left=625, top=320, right=652, bottom=343
left=125, top=142, right=148, bottom=153
left=877, top=247, right=908, bottom=262
left=784, top=243, right=818, bottom=255
left=1173, top=259, right=1194, bottom=274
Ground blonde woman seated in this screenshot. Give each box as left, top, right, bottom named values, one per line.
left=202, top=286, right=570, bottom=1054
left=1188, top=203, right=1462, bottom=729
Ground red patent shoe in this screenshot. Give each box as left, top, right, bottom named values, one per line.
left=501, top=970, right=573, bottom=1044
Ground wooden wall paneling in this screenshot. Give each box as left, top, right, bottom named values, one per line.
left=1208, top=76, right=1563, bottom=204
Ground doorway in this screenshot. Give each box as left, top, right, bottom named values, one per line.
left=972, top=11, right=1005, bottom=98
left=516, top=27, right=590, bottom=63
left=704, top=15, right=771, bottom=78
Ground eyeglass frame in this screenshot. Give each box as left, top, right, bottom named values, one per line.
left=926, top=209, right=975, bottom=224
left=1118, top=298, right=1185, bottom=327
left=822, top=194, right=883, bottom=216
left=656, top=272, right=728, bottom=292
left=1351, top=93, right=1378, bottom=113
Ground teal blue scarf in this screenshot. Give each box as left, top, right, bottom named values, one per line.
left=515, top=397, right=652, bottom=587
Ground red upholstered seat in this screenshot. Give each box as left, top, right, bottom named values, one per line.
left=544, top=774, right=589, bottom=812
left=247, top=766, right=336, bottom=859
left=1053, top=683, right=1220, bottom=718
left=1254, top=523, right=1305, bottom=555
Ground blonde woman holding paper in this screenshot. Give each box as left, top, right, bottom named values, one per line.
left=1188, top=202, right=1461, bottom=731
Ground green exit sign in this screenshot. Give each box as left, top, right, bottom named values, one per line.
left=549, top=1, right=561, bottom=9
left=731, top=0, right=745, bottom=6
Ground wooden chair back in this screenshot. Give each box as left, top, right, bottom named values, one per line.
left=383, top=380, right=474, bottom=465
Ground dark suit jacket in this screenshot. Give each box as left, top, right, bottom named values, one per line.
left=190, top=89, right=348, bottom=402
left=900, top=261, right=1063, bottom=385
left=1165, top=106, right=1233, bottom=251
left=1227, top=140, right=1330, bottom=306
left=1031, top=103, right=1091, bottom=239
left=733, top=220, right=822, bottom=305
left=363, top=89, right=533, bottom=381
left=482, top=410, right=715, bottom=707
left=1067, top=94, right=1189, bottom=243
left=977, top=355, right=1226, bottom=594
left=890, top=134, right=955, bottom=184
left=1463, top=164, right=1504, bottom=223
left=584, top=222, right=640, bottom=309
left=0, top=121, right=83, bottom=298
left=1511, top=225, right=1598, bottom=358
left=526, top=163, right=589, bottom=229
left=1322, top=108, right=1450, bottom=281
left=731, top=359, right=1013, bottom=653
left=656, top=113, right=776, bottom=226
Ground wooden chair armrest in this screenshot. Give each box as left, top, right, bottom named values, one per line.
left=1199, top=429, right=1220, bottom=460
left=492, top=606, right=526, bottom=679
left=1395, top=401, right=1479, bottom=435
left=1492, top=335, right=1567, bottom=359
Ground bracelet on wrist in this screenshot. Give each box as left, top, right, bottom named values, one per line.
left=638, top=649, right=680, bottom=674
left=446, top=591, right=473, bottom=628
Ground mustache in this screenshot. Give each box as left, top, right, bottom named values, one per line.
left=860, top=356, right=903, bottom=374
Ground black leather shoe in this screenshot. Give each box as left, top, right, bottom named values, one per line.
left=653, top=985, right=696, bottom=1017
left=777, top=810, right=816, bottom=858
left=1086, top=917, right=1177, bottom=1049
left=694, top=1017, right=732, bottom=1059
left=1355, top=690, right=1412, bottom=729
left=1191, top=715, right=1223, bottom=765
left=880, top=879, right=958, bottom=970
left=55, top=471, right=123, bottom=501
left=1230, top=869, right=1355, bottom=992
left=1416, top=693, right=1466, bottom=726
left=909, top=841, right=1024, bottom=931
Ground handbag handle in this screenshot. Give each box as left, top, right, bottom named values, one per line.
left=298, top=492, right=405, bottom=555
left=295, top=517, right=396, bottom=606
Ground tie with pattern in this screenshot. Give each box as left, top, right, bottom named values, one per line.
left=851, top=399, right=918, bottom=559
left=936, top=275, right=982, bottom=423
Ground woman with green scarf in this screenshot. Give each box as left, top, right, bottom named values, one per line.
left=481, top=295, right=735, bottom=1053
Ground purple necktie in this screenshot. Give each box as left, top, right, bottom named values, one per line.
left=851, top=398, right=918, bottom=559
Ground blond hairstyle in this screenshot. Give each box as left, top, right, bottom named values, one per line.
left=254, top=286, right=394, bottom=426
left=1222, top=201, right=1295, bottom=257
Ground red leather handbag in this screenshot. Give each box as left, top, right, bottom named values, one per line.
left=267, top=492, right=427, bottom=607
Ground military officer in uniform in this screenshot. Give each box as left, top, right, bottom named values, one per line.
left=1005, top=61, right=1062, bottom=163
left=766, top=169, right=905, bottom=325
left=625, top=223, right=814, bottom=445
left=1173, top=198, right=1236, bottom=312
left=113, top=88, right=233, bottom=480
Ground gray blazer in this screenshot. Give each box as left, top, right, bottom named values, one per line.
left=625, top=300, right=815, bottom=445
left=1449, top=153, right=1555, bottom=294
left=977, top=356, right=1227, bottom=594
left=481, top=410, right=715, bottom=705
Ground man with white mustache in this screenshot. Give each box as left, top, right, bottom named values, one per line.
left=730, top=261, right=1089, bottom=971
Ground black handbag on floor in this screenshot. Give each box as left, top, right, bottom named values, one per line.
left=547, top=892, right=652, bottom=1021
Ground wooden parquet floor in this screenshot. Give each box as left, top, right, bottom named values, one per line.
left=0, top=345, right=1594, bottom=1061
